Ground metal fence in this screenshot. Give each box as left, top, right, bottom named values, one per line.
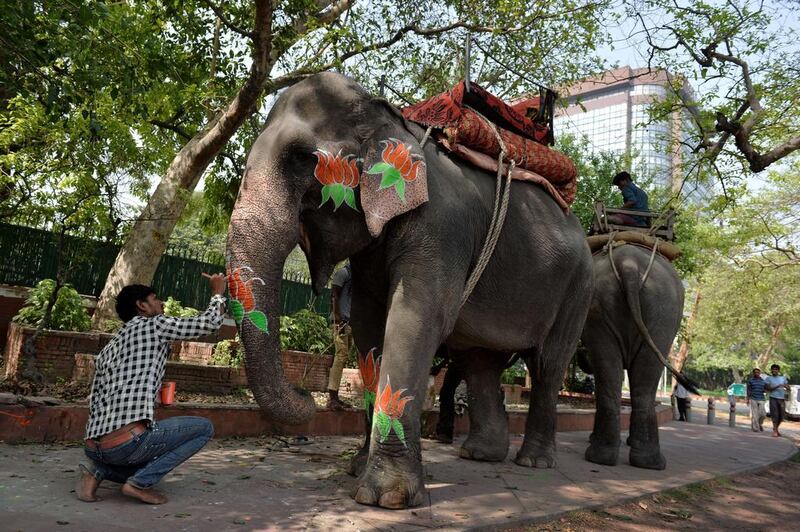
left=0, top=222, right=329, bottom=316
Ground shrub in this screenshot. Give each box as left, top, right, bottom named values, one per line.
left=163, top=297, right=200, bottom=318
left=13, top=279, right=91, bottom=332
left=279, top=309, right=333, bottom=355
left=212, top=337, right=245, bottom=367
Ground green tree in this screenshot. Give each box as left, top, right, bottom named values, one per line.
left=630, top=0, right=800, bottom=184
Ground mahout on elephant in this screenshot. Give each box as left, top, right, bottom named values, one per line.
left=225, top=72, right=592, bottom=508
left=581, top=240, right=696, bottom=470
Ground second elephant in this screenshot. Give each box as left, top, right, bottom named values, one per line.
left=582, top=242, right=694, bottom=470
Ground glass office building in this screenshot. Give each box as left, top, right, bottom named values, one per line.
left=546, top=66, right=692, bottom=192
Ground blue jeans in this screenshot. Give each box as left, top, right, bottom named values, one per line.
left=84, top=416, right=213, bottom=489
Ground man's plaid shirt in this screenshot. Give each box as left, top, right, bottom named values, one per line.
left=85, top=295, right=226, bottom=439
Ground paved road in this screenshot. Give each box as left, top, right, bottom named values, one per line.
left=1, top=422, right=797, bottom=531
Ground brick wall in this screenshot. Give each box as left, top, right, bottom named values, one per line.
left=2, top=323, right=113, bottom=381
left=72, top=350, right=332, bottom=394
left=170, top=340, right=217, bottom=364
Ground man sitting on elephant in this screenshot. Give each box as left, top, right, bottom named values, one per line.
left=607, top=171, right=649, bottom=227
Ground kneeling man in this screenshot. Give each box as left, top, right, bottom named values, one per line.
left=78, top=273, right=226, bottom=504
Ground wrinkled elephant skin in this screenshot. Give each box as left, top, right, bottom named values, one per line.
left=227, top=72, right=593, bottom=508
left=582, top=244, right=684, bottom=470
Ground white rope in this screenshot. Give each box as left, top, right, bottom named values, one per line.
left=420, top=126, right=433, bottom=147
left=460, top=107, right=515, bottom=309
left=640, top=238, right=659, bottom=288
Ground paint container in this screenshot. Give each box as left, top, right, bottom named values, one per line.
left=160, top=381, right=177, bottom=406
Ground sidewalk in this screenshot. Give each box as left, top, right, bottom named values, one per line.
left=1, top=422, right=796, bottom=531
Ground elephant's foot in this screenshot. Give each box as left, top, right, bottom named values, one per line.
left=585, top=441, right=620, bottom=466
left=346, top=445, right=369, bottom=477
left=351, top=453, right=425, bottom=509
left=514, top=441, right=557, bottom=468
left=629, top=447, right=666, bottom=470
left=460, top=434, right=509, bottom=462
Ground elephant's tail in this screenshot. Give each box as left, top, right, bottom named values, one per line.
left=615, top=252, right=700, bottom=395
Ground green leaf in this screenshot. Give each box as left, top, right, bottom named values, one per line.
left=394, top=179, right=406, bottom=202
left=378, top=168, right=402, bottom=190
left=229, top=299, right=244, bottom=325
left=319, top=185, right=332, bottom=207
left=375, top=411, right=391, bottom=442
left=330, top=184, right=346, bottom=210
left=367, top=162, right=392, bottom=174
left=391, top=418, right=406, bottom=446
left=247, top=310, right=269, bottom=333
left=343, top=187, right=358, bottom=211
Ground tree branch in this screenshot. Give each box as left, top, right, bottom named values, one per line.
left=201, top=0, right=254, bottom=38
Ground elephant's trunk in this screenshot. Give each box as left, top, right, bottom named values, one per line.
left=226, top=168, right=316, bottom=425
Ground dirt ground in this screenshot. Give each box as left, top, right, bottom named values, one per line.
left=506, top=449, right=800, bottom=531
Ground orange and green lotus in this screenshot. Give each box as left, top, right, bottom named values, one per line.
left=226, top=265, right=268, bottom=333
left=367, top=139, right=425, bottom=202
left=373, top=376, right=414, bottom=446
left=358, top=348, right=381, bottom=416
left=313, top=150, right=360, bottom=211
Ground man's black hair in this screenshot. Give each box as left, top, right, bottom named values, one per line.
left=612, top=171, right=631, bottom=186
left=770, top=363, right=781, bottom=371
left=115, top=284, right=156, bottom=322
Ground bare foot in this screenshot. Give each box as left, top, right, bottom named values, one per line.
left=76, top=470, right=102, bottom=502
left=121, top=483, right=168, bottom=504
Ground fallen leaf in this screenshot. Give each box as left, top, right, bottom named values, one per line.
left=175, top=513, right=191, bottom=518
left=638, top=502, right=648, bottom=511
left=238, top=475, right=251, bottom=480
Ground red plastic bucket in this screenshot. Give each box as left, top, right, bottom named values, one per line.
left=160, top=381, right=177, bottom=406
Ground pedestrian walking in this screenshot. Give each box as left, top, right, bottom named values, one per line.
left=674, top=382, right=690, bottom=421
left=765, top=364, right=790, bottom=437
left=746, top=368, right=767, bottom=432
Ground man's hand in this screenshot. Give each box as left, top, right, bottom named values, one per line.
left=202, top=272, right=227, bottom=296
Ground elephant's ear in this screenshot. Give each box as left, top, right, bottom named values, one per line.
left=359, top=101, right=428, bottom=238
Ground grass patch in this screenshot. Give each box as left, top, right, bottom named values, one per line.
left=698, top=388, right=727, bottom=397
left=662, top=479, right=721, bottom=502
left=790, top=452, right=800, bottom=463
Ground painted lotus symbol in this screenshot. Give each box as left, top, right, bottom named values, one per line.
left=373, top=376, right=414, bottom=446
left=367, top=139, right=424, bottom=202
left=358, top=348, right=381, bottom=416
left=226, top=266, right=268, bottom=333
left=313, top=150, right=360, bottom=211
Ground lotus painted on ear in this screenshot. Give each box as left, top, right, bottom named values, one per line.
left=367, top=139, right=425, bottom=202
left=313, top=149, right=360, bottom=211
left=226, top=266, right=269, bottom=333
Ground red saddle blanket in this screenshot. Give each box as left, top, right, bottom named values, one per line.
left=401, top=81, right=577, bottom=207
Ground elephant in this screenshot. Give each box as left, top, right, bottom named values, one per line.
left=580, top=242, right=693, bottom=470
left=226, top=72, right=593, bottom=509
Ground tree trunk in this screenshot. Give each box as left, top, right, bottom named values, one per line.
left=671, top=288, right=702, bottom=376
left=91, top=1, right=275, bottom=329
left=755, top=322, right=784, bottom=370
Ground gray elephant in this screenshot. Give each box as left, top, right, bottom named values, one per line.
left=581, top=241, right=694, bottom=470
left=226, top=72, right=592, bottom=509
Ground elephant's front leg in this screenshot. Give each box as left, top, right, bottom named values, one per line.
left=460, top=350, right=510, bottom=461
left=347, top=294, right=386, bottom=477
left=352, top=287, right=449, bottom=509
